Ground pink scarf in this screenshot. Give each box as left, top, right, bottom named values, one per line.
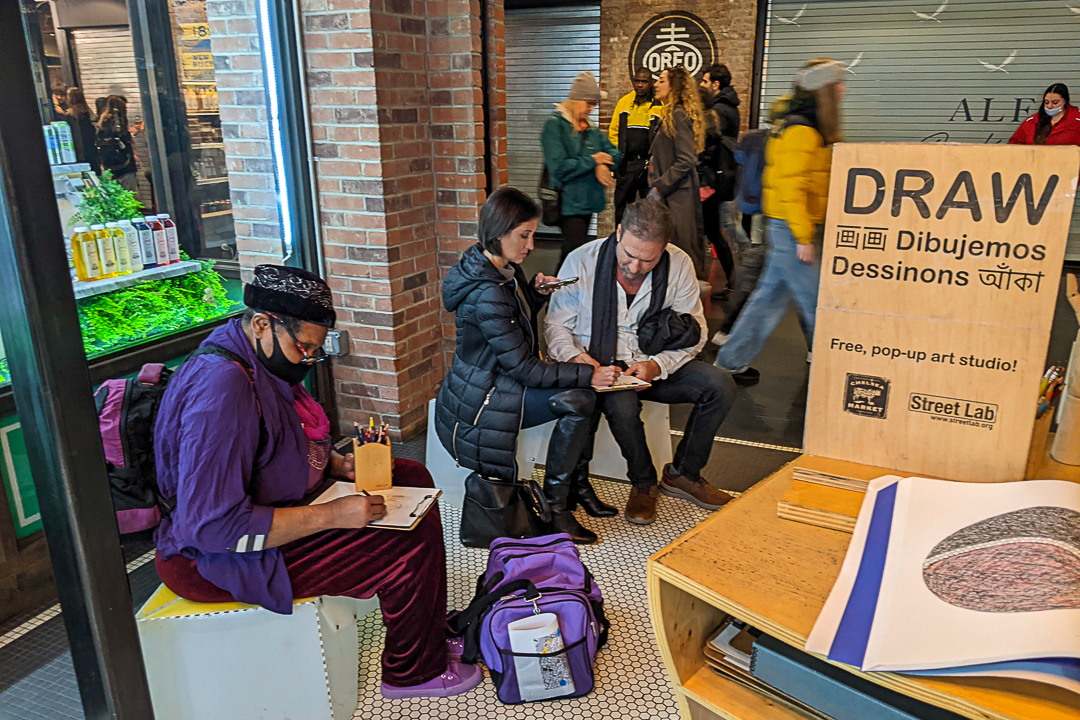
left=293, top=385, right=332, bottom=490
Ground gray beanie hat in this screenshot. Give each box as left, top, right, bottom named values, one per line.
left=795, top=60, right=846, bottom=91
left=568, top=71, right=606, bottom=104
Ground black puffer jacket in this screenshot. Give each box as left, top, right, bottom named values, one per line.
left=435, top=244, right=593, bottom=482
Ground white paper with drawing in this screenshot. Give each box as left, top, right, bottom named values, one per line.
left=861, top=477, right=1080, bottom=671
left=310, top=482, right=441, bottom=531
left=805, top=475, right=903, bottom=656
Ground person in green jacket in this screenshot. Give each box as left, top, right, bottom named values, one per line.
left=542, top=71, right=622, bottom=269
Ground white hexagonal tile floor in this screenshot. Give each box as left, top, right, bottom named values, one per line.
left=353, top=475, right=713, bottom=719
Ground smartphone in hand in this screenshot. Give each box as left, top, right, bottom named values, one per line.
left=539, top=277, right=579, bottom=290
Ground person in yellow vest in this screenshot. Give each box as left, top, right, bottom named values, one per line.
left=609, top=67, right=664, bottom=224
left=714, top=58, right=845, bottom=386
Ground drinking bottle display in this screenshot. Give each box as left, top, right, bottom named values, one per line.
left=118, top=219, right=143, bottom=272
left=159, top=213, right=181, bottom=263
left=132, top=217, right=157, bottom=269
left=106, top=222, right=132, bottom=275
left=72, top=226, right=102, bottom=281
left=52, top=122, right=77, bottom=164
left=92, top=224, right=119, bottom=278
left=148, top=215, right=171, bottom=266
left=42, top=125, right=60, bottom=165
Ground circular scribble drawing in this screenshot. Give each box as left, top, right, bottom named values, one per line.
left=922, top=506, right=1080, bottom=612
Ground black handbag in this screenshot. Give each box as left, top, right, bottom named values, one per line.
left=460, top=472, right=553, bottom=548
left=538, top=165, right=562, bottom=227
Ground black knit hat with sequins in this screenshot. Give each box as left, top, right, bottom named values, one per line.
left=243, top=265, right=336, bottom=328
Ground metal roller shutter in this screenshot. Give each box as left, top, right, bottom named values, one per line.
left=506, top=4, right=601, bottom=233
left=761, top=0, right=1080, bottom=261
left=71, top=27, right=154, bottom=209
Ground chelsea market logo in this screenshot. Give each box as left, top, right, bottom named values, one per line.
left=629, top=12, right=717, bottom=80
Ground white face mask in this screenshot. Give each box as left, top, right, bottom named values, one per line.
left=1045, top=106, right=1064, bottom=117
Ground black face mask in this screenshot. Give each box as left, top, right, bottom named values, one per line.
left=256, top=325, right=312, bottom=386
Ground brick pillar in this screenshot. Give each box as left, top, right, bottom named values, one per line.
left=428, top=0, right=495, bottom=366
left=300, top=0, right=504, bottom=438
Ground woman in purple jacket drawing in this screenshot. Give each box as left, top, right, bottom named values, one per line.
left=153, top=264, right=479, bottom=699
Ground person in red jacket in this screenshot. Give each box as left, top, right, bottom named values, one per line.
left=1009, top=83, right=1080, bottom=146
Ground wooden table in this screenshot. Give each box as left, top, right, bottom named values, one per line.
left=647, top=461, right=1080, bottom=720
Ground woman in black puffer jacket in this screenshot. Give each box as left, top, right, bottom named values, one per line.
left=435, top=188, right=620, bottom=544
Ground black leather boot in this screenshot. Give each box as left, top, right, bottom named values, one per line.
left=551, top=510, right=597, bottom=544
left=543, top=389, right=599, bottom=544
left=569, top=477, right=618, bottom=518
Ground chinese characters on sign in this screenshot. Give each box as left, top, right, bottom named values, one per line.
left=836, top=225, right=888, bottom=251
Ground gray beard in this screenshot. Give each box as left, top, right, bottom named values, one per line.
left=618, top=263, right=647, bottom=283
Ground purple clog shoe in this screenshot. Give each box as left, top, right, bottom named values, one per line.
left=380, top=661, right=482, bottom=699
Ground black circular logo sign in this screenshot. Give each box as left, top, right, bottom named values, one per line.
left=629, top=12, right=718, bottom=80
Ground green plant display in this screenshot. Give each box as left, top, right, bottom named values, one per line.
left=69, top=170, right=144, bottom=227
left=78, top=261, right=241, bottom=356
left=0, top=356, right=8, bottom=386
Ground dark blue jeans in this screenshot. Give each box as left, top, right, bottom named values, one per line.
left=521, top=387, right=566, bottom=429
left=599, top=360, right=735, bottom=488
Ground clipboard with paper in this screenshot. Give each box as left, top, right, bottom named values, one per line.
left=310, top=482, right=441, bottom=531
left=592, top=375, right=651, bottom=392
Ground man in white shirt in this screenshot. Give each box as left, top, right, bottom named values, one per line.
left=545, top=199, right=736, bottom=525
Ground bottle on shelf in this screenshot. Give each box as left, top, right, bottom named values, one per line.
left=106, top=222, right=132, bottom=275
left=52, top=122, right=77, bottom=164
left=148, top=215, right=171, bottom=266
left=42, top=124, right=60, bottom=165
left=91, top=224, right=119, bottom=278
left=132, top=217, right=157, bottom=270
left=72, top=226, right=102, bottom=282
left=158, top=213, right=181, bottom=264
left=118, top=219, right=143, bottom=272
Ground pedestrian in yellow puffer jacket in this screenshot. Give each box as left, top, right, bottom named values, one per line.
left=715, top=58, right=846, bottom=385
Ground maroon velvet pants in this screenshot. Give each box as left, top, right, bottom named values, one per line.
left=156, top=458, right=448, bottom=687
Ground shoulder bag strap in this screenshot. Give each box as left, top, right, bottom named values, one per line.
left=447, top=579, right=540, bottom=663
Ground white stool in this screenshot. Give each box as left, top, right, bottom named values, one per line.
left=136, top=585, right=379, bottom=720
left=426, top=397, right=672, bottom=508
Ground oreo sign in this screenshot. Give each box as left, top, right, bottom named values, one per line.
left=629, top=12, right=717, bottom=80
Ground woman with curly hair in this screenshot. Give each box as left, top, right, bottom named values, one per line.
left=648, top=66, right=708, bottom=281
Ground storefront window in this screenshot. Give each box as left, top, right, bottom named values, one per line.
left=21, top=0, right=284, bottom=358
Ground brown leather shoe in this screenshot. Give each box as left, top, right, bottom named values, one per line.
left=624, top=485, right=659, bottom=525
left=659, top=464, right=734, bottom=511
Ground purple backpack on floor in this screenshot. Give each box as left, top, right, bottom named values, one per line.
left=93, top=344, right=258, bottom=535
left=448, top=533, right=609, bottom=703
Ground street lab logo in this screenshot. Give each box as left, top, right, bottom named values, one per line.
left=629, top=12, right=717, bottom=79
left=909, top=392, right=998, bottom=430
left=844, top=374, right=890, bottom=419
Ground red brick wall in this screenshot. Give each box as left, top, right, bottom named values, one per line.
left=298, top=0, right=502, bottom=438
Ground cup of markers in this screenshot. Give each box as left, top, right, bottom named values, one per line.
left=1037, top=365, right=1065, bottom=419
left=353, top=418, right=393, bottom=492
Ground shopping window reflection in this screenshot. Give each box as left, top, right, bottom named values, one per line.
left=21, top=0, right=282, bottom=359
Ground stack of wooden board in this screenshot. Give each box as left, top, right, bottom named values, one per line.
left=777, top=456, right=927, bottom=534
left=777, top=480, right=863, bottom=533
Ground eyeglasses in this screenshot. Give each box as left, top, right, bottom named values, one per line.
left=266, top=313, right=327, bottom=365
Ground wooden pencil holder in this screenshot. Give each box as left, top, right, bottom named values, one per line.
left=354, top=438, right=393, bottom=492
